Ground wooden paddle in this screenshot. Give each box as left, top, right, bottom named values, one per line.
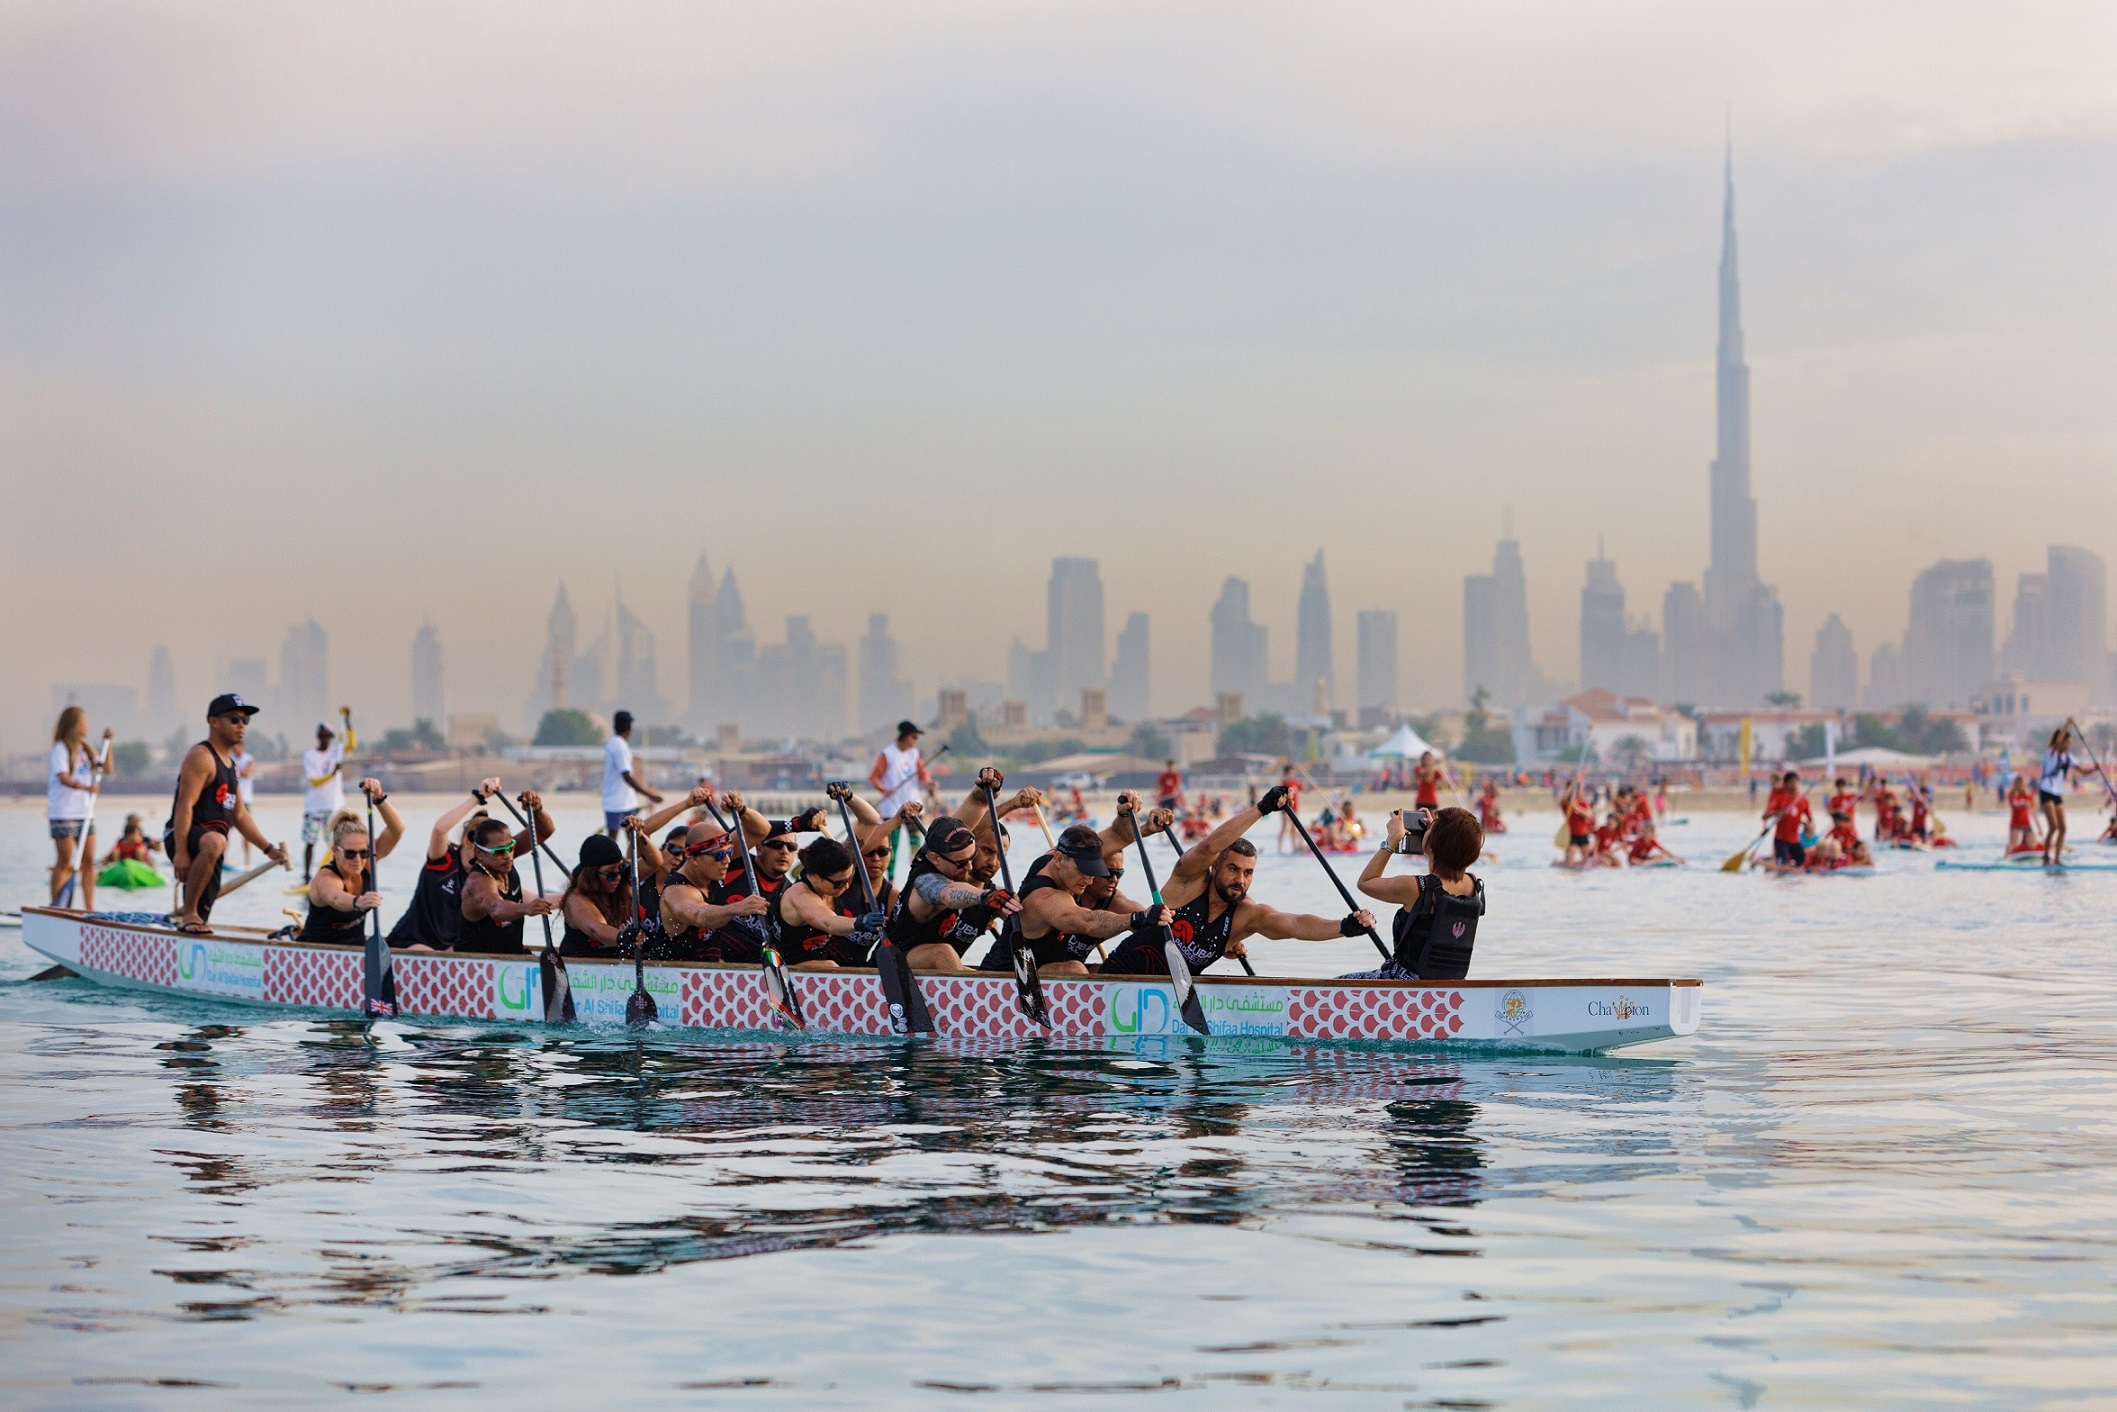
left=1126, top=807, right=1209, bottom=1034
left=983, top=780, right=1049, bottom=1027
left=833, top=785, right=933, bottom=1035
left=215, top=852, right=290, bottom=901
left=623, top=824, right=656, bottom=1028
left=700, top=796, right=804, bottom=1030
left=361, top=785, right=398, bottom=1019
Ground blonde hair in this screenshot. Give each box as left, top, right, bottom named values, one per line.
left=328, top=810, right=370, bottom=850
left=53, top=705, right=86, bottom=747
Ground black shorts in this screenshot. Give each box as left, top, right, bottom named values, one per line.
left=164, top=823, right=229, bottom=918
left=1774, top=839, right=1806, bottom=866
left=2039, top=790, right=2064, bottom=806
left=1569, top=832, right=1591, bottom=847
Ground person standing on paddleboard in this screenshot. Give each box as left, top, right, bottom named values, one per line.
left=47, top=706, right=111, bottom=910
left=1764, top=770, right=1813, bottom=867
left=168, top=694, right=288, bottom=933
left=2040, top=724, right=2086, bottom=866
left=602, top=710, right=664, bottom=839
left=300, top=710, right=354, bottom=882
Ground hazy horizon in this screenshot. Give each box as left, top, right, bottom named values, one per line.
left=5, top=2, right=2113, bottom=750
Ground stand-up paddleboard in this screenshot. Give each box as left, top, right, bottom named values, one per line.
left=1937, top=855, right=2117, bottom=872
left=16, top=907, right=1702, bottom=1055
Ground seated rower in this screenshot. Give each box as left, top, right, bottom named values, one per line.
left=656, top=821, right=771, bottom=962
left=558, top=828, right=655, bottom=959
left=457, top=817, right=559, bottom=954
left=386, top=778, right=514, bottom=952
left=888, top=816, right=1025, bottom=972
left=1098, top=787, right=1373, bottom=978
left=300, top=781, right=405, bottom=944
left=1342, top=806, right=1484, bottom=980
left=775, top=836, right=885, bottom=969
left=992, top=822, right=1168, bottom=978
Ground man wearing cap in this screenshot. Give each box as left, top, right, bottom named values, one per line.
left=602, top=710, right=664, bottom=839
left=168, top=694, right=288, bottom=934
left=886, top=815, right=1025, bottom=972
left=984, top=823, right=1172, bottom=978
left=870, top=720, right=931, bottom=820
left=300, top=707, right=355, bottom=881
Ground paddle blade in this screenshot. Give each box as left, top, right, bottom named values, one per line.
left=1006, top=927, right=1050, bottom=1027
left=1719, top=842, right=1755, bottom=872
left=539, top=945, right=576, bottom=1024
left=363, top=931, right=398, bottom=1019
left=874, top=938, right=934, bottom=1035
left=625, top=984, right=657, bottom=1028
left=1163, top=937, right=1210, bottom=1035
left=30, top=964, right=78, bottom=982
left=761, top=949, right=804, bottom=1030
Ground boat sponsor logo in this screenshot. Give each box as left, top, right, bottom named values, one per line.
left=176, top=939, right=263, bottom=999
left=1496, top=988, right=1532, bottom=1035
left=1587, top=994, right=1647, bottom=1022
left=1108, top=984, right=1288, bottom=1037
left=497, top=962, right=532, bottom=1014
left=564, top=967, right=682, bottom=1024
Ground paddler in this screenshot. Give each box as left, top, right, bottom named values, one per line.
left=2039, top=724, right=2085, bottom=866
left=1477, top=777, right=1505, bottom=834
left=167, top=693, right=288, bottom=934
left=1344, top=805, right=1484, bottom=980
left=558, top=825, right=655, bottom=958
left=1764, top=769, right=1813, bottom=868
left=773, top=836, right=884, bottom=969
left=1097, top=788, right=1374, bottom=977
left=656, top=820, right=771, bottom=961
left=868, top=719, right=931, bottom=862
left=1558, top=776, right=1596, bottom=869
left=886, top=815, right=1024, bottom=971
left=2005, top=774, right=2041, bottom=855
left=457, top=817, right=560, bottom=954
left=299, top=709, right=354, bottom=882
left=1825, top=776, right=1861, bottom=855
left=386, top=779, right=543, bottom=951
left=993, top=821, right=1170, bottom=978
left=823, top=781, right=917, bottom=922
left=298, top=781, right=405, bottom=943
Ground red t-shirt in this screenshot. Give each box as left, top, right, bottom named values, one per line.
left=1773, top=795, right=1813, bottom=844
left=1156, top=770, right=1182, bottom=800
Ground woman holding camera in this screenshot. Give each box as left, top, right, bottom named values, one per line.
left=1345, top=806, right=1486, bottom=981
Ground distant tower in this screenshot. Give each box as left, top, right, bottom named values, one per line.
left=1356, top=610, right=1398, bottom=718
left=146, top=646, right=176, bottom=733
left=1703, top=143, right=1758, bottom=637
left=1111, top=612, right=1151, bottom=722
left=276, top=619, right=329, bottom=728
left=857, top=613, right=912, bottom=733
left=1579, top=543, right=1627, bottom=694
left=686, top=552, right=714, bottom=730
left=548, top=585, right=575, bottom=710
left=1295, top=550, right=1334, bottom=712
left=1046, top=558, right=1106, bottom=713
left=1463, top=514, right=1539, bottom=707
left=411, top=621, right=445, bottom=727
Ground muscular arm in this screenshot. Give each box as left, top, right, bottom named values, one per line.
left=1234, top=899, right=1371, bottom=943
left=370, top=794, right=407, bottom=859
left=783, top=886, right=858, bottom=937
left=461, top=872, right=554, bottom=924
left=906, top=869, right=989, bottom=918
left=562, top=893, right=622, bottom=947
left=1166, top=805, right=1260, bottom=890
left=427, top=787, right=493, bottom=862
left=660, top=881, right=767, bottom=934
left=309, top=868, right=364, bottom=913
left=1022, top=887, right=1137, bottom=942
left=636, top=785, right=713, bottom=839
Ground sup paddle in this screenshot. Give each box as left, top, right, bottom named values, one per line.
left=699, top=796, right=804, bottom=1030
left=622, top=824, right=656, bottom=1028
left=1163, top=826, right=1256, bottom=976
left=2064, top=717, right=2117, bottom=812
left=55, top=732, right=112, bottom=909
left=1720, top=817, right=1773, bottom=872
left=832, top=783, right=933, bottom=1035
left=1282, top=805, right=1394, bottom=967
left=982, top=779, right=1049, bottom=1027
left=360, top=784, right=398, bottom=1019
left=1125, top=806, right=1208, bottom=1034
left=519, top=792, right=575, bottom=1024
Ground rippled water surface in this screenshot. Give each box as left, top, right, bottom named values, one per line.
left=5, top=796, right=2117, bottom=1408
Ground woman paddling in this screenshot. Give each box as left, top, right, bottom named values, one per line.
left=557, top=831, right=641, bottom=958
left=299, top=782, right=405, bottom=943
left=2040, top=725, right=2086, bottom=866
left=47, top=706, right=112, bottom=910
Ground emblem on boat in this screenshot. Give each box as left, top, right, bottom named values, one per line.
left=1496, top=988, right=1531, bottom=1035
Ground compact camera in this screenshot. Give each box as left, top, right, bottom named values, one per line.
left=1393, top=807, right=1433, bottom=853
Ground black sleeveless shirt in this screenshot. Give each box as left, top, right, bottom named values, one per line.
left=977, top=854, right=1096, bottom=971
left=167, top=742, right=240, bottom=841
left=1100, top=884, right=1234, bottom=976
left=1390, top=873, right=1484, bottom=980
left=893, top=856, right=998, bottom=957
left=388, top=846, right=467, bottom=950
left=458, top=865, right=527, bottom=955
left=298, top=860, right=370, bottom=944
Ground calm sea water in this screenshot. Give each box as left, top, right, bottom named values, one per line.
left=5, top=794, right=2117, bottom=1408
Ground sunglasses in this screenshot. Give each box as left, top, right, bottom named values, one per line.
left=938, top=850, right=976, bottom=869
left=338, top=848, right=371, bottom=860
left=818, top=873, right=853, bottom=889
left=762, top=840, right=799, bottom=852
left=479, top=840, right=516, bottom=856
left=595, top=865, right=624, bottom=881
left=682, top=842, right=733, bottom=861
left=864, top=846, right=892, bottom=860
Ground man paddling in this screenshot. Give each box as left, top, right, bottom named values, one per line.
left=986, top=823, right=1167, bottom=978
left=1763, top=770, right=1812, bottom=869
left=167, top=694, right=289, bottom=934
left=657, top=820, right=772, bottom=962
left=1098, top=787, right=1373, bottom=977
left=887, top=816, right=1024, bottom=971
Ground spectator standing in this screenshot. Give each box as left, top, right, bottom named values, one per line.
left=603, top=710, right=664, bottom=838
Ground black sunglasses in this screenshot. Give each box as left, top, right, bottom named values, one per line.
left=338, top=848, right=371, bottom=860
left=595, top=865, right=624, bottom=880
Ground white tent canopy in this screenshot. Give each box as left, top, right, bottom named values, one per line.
left=1369, top=724, right=1438, bottom=760
left=1796, top=745, right=1937, bottom=770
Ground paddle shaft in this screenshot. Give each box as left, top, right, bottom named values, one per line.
left=700, top=796, right=804, bottom=1027
left=1125, top=809, right=1208, bottom=1033
left=520, top=794, right=558, bottom=954
left=1283, top=808, right=1392, bottom=963
left=2064, top=718, right=2117, bottom=810
left=1163, top=826, right=1255, bottom=976
left=215, top=853, right=289, bottom=900
left=488, top=790, right=573, bottom=881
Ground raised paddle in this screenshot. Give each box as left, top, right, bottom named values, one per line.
left=1125, top=807, right=1209, bottom=1034
left=832, top=783, right=933, bottom=1035
left=1163, top=826, right=1257, bottom=976
left=982, top=779, right=1049, bottom=1027
left=519, top=791, right=575, bottom=1024
left=1282, top=805, right=1393, bottom=966
left=622, top=823, right=656, bottom=1028
left=56, top=732, right=113, bottom=909
left=360, top=784, right=398, bottom=1019
left=699, top=796, right=804, bottom=1030
left=2064, top=718, right=2117, bottom=811
left=1030, top=802, right=1058, bottom=850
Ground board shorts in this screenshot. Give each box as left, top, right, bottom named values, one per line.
left=163, top=822, right=230, bottom=919
left=1569, top=832, right=1591, bottom=847
left=303, top=811, right=333, bottom=844
left=1774, top=839, right=1806, bottom=866
left=604, top=810, right=634, bottom=831
left=49, top=819, right=88, bottom=840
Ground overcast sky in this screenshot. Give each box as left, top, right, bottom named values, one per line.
left=3, top=1, right=2112, bottom=748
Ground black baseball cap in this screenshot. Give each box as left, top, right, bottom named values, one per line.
left=1055, top=825, right=1111, bottom=877
left=207, top=693, right=260, bottom=719
left=897, top=719, right=922, bottom=737
left=923, top=817, right=975, bottom=857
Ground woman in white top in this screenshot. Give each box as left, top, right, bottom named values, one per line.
left=232, top=744, right=257, bottom=864
left=48, top=705, right=113, bottom=909
left=2039, top=724, right=2084, bottom=866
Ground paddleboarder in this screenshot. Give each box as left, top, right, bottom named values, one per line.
left=167, top=694, right=288, bottom=933
left=300, top=709, right=354, bottom=882
left=2040, top=724, right=2086, bottom=866
left=602, top=710, right=664, bottom=838
left=47, top=706, right=111, bottom=910
left=1764, top=770, right=1813, bottom=869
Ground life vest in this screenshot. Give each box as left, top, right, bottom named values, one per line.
left=1389, top=873, right=1484, bottom=980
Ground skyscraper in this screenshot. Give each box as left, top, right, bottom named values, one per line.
left=1810, top=612, right=1857, bottom=712
left=2047, top=545, right=2108, bottom=697
left=710, top=568, right=756, bottom=726
left=1579, top=549, right=1627, bottom=694
left=277, top=619, right=329, bottom=730
left=2003, top=572, right=2050, bottom=677
left=614, top=592, right=668, bottom=725
left=686, top=553, right=714, bottom=730
left=1902, top=559, right=1994, bottom=708
left=411, top=621, right=445, bottom=727
left=1660, top=582, right=1706, bottom=705
left=146, top=646, right=176, bottom=734
left=757, top=616, right=845, bottom=741
left=1356, top=610, right=1398, bottom=717
left=1046, top=558, right=1106, bottom=712
left=1210, top=577, right=1268, bottom=702
left=1111, top=612, right=1150, bottom=722
left=858, top=613, right=912, bottom=732
left=1462, top=524, right=1537, bottom=706
left=1295, top=551, right=1334, bottom=711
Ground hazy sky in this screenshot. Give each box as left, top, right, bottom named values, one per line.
left=4, top=2, right=2113, bottom=749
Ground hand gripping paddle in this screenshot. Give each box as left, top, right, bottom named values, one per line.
left=519, top=792, right=575, bottom=1024
left=1126, top=808, right=1208, bottom=1035
left=700, top=797, right=804, bottom=1031
left=622, top=825, right=656, bottom=1028
left=832, top=786, right=933, bottom=1035
left=361, top=789, right=398, bottom=1018
left=982, top=781, right=1048, bottom=1028
left=1163, top=828, right=1256, bottom=977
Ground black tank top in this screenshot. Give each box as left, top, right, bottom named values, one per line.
left=387, top=847, right=467, bottom=950
left=892, top=856, right=998, bottom=957
left=560, top=892, right=625, bottom=959
left=978, top=854, right=1091, bottom=971
left=298, top=860, right=370, bottom=944
left=168, top=742, right=240, bottom=838
left=1101, top=885, right=1233, bottom=976
left=458, top=865, right=526, bottom=955
left=1390, top=873, right=1484, bottom=980
left=775, top=881, right=843, bottom=966
left=711, top=866, right=782, bottom=962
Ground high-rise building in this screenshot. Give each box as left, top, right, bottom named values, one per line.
left=411, top=621, right=445, bottom=728
left=1810, top=613, right=1857, bottom=712
left=277, top=619, right=329, bottom=730
left=1111, top=612, right=1150, bottom=722
left=1660, top=582, right=1707, bottom=705
left=2047, top=545, right=2108, bottom=698
left=686, top=553, right=714, bottom=730
left=145, top=646, right=176, bottom=735
left=2003, top=572, right=2050, bottom=678
left=1622, top=618, right=1662, bottom=700
left=222, top=658, right=269, bottom=711
left=1295, top=551, right=1334, bottom=711
left=614, top=592, right=668, bottom=725
left=1902, top=559, right=1994, bottom=708
left=1579, top=549, right=1628, bottom=694
left=1046, top=558, right=1106, bottom=713
left=1866, top=642, right=1904, bottom=710
left=1356, top=610, right=1398, bottom=716
left=710, top=568, right=756, bottom=727
left=1462, top=524, right=1538, bottom=706
left=1210, top=577, right=1269, bottom=703
left=858, top=614, right=913, bottom=732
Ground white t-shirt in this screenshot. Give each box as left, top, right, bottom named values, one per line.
left=875, top=742, right=923, bottom=815
left=2040, top=749, right=2074, bottom=797
left=232, top=749, right=256, bottom=803
left=602, top=735, right=637, bottom=813
left=302, top=742, right=346, bottom=815
left=47, top=742, right=93, bottom=821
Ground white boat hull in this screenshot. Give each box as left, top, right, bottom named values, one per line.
left=21, top=909, right=1699, bottom=1054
